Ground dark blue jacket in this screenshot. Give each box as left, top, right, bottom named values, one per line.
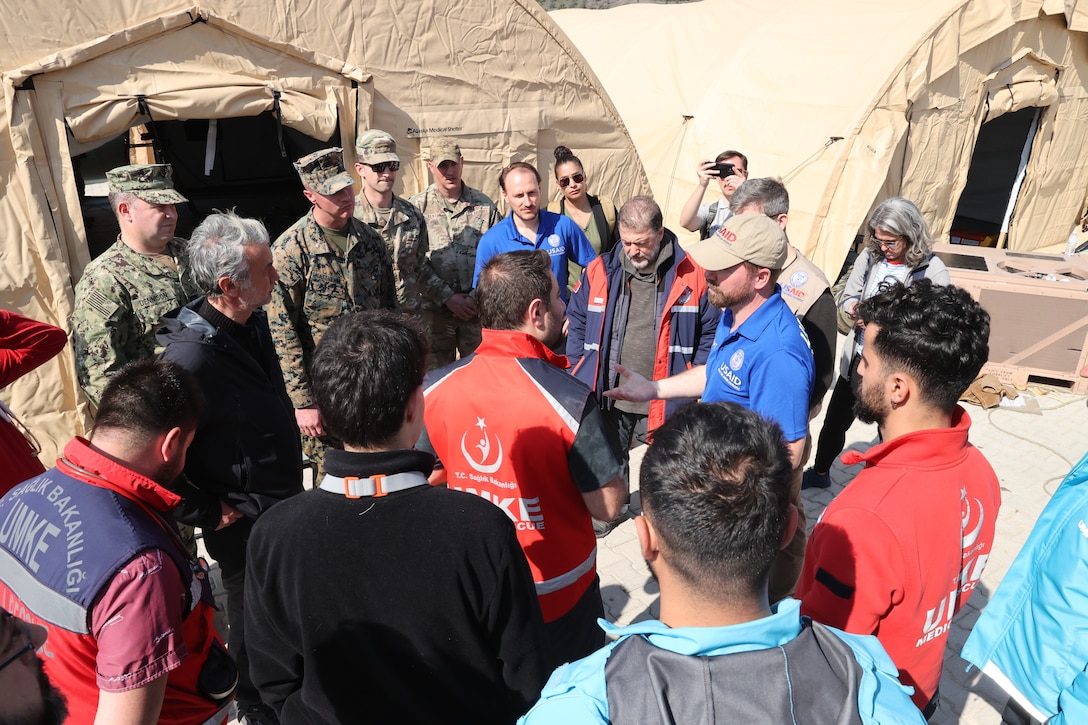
left=566, top=232, right=720, bottom=431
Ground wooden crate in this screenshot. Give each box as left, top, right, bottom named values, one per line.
left=933, top=244, right=1088, bottom=393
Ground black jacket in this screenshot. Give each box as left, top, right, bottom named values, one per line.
left=157, top=298, right=303, bottom=529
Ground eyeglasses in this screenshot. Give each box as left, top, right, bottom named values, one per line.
left=870, top=234, right=903, bottom=250
left=557, top=173, right=585, bottom=189
left=364, top=161, right=400, bottom=174
left=0, top=619, right=35, bottom=673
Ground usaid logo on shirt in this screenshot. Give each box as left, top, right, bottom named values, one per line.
left=545, top=234, right=564, bottom=256
left=716, top=347, right=745, bottom=390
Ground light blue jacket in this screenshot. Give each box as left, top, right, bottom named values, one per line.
left=961, top=450, right=1088, bottom=724
left=520, top=598, right=924, bottom=724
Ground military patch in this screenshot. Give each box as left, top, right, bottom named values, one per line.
left=83, top=288, right=120, bottom=319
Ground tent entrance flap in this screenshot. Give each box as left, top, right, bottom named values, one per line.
left=37, top=19, right=347, bottom=146
left=951, top=106, right=1040, bottom=245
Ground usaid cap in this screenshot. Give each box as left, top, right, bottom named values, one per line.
left=106, top=164, right=187, bottom=204
left=293, top=148, right=354, bottom=195
left=685, top=213, right=788, bottom=271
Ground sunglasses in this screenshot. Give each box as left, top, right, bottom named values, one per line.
left=365, top=161, right=400, bottom=173
left=558, top=172, right=585, bottom=189
left=869, top=234, right=903, bottom=250
left=0, top=619, right=35, bottom=673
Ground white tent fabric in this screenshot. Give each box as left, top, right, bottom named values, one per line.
left=0, top=0, right=651, bottom=462
left=551, top=0, right=1088, bottom=277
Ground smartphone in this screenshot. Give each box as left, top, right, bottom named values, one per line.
left=711, top=162, right=735, bottom=178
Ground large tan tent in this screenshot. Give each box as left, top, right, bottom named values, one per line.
left=0, top=0, right=651, bottom=463
left=552, top=0, right=1088, bottom=276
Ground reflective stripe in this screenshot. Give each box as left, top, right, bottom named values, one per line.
left=534, top=547, right=596, bottom=595
left=319, top=472, right=429, bottom=498
left=670, top=304, right=699, bottom=313
left=517, top=362, right=580, bottom=435
left=587, top=304, right=606, bottom=313
left=583, top=343, right=600, bottom=351
left=668, top=345, right=694, bottom=354
left=0, top=547, right=88, bottom=634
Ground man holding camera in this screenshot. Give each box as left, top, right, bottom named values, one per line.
left=678, top=150, right=749, bottom=239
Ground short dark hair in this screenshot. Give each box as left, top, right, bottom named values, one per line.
left=93, top=360, right=204, bottom=446
left=857, top=279, right=990, bottom=413
left=730, top=177, right=789, bottom=217
left=715, top=149, right=748, bottom=170
left=477, top=250, right=553, bottom=331
left=618, top=196, right=663, bottom=233
left=499, top=162, right=541, bottom=191
left=640, top=402, right=791, bottom=600
left=311, top=311, right=428, bottom=449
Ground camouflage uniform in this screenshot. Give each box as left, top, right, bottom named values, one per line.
left=268, top=147, right=398, bottom=481
left=409, top=182, right=500, bottom=368
left=71, top=164, right=196, bottom=407
left=267, top=211, right=396, bottom=407
left=354, top=193, right=451, bottom=320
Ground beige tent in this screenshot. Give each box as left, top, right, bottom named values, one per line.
left=0, top=0, right=651, bottom=463
left=552, top=0, right=1088, bottom=276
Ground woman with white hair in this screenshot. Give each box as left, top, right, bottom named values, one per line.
left=803, top=197, right=951, bottom=490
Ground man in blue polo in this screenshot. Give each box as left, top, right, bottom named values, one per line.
left=473, top=162, right=596, bottom=300
left=607, top=213, right=814, bottom=599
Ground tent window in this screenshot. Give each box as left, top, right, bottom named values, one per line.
left=950, top=107, right=1039, bottom=246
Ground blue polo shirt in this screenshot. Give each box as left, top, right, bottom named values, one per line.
left=519, top=598, right=923, bottom=725
left=702, top=287, right=814, bottom=441
left=473, top=210, right=596, bottom=301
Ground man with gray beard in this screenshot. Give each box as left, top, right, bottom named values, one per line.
left=566, top=197, right=719, bottom=534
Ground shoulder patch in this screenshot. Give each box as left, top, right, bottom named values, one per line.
left=83, top=288, right=121, bottom=319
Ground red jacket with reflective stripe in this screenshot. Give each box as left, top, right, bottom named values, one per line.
left=422, top=330, right=597, bottom=621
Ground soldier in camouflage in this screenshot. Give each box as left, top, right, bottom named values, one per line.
left=71, top=163, right=200, bottom=407
left=267, top=147, right=396, bottom=482
left=353, top=130, right=452, bottom=327
left=409, top=138, right=501, bottom=369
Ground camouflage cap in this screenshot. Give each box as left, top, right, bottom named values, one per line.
left=293, top=147, right=354, bottom=195
left=428, top=137, right=461, bottom=166
left=355, top=129, right=399, bottom=165
left=106, top=164, right=187, bottom=204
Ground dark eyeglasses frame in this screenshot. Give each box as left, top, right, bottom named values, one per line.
left=557, top=172, right=585, bottom=189
left=365, top=161, right=400, bottom=174
left=0, top=619, right=35, bottom=673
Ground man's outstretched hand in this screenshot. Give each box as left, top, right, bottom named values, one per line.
left=603, top=364, right=658, bottom=402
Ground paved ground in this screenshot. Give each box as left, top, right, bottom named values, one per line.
left=208, top=380, right=1087, bottom=724
left=598, top=382, right=1088, bottom=724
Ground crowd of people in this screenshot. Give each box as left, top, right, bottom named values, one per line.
left=0, top=134, right=1076, bottom=725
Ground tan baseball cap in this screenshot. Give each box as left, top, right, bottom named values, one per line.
left=106, top=164, right=187, bottom=204
left=685, top=213, right=788, bottom=271
left=293, top=148, right=354, bottom=195
left=428, top=138, right=461, bottom=165
left=355, top=129, right=399, bottom=165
